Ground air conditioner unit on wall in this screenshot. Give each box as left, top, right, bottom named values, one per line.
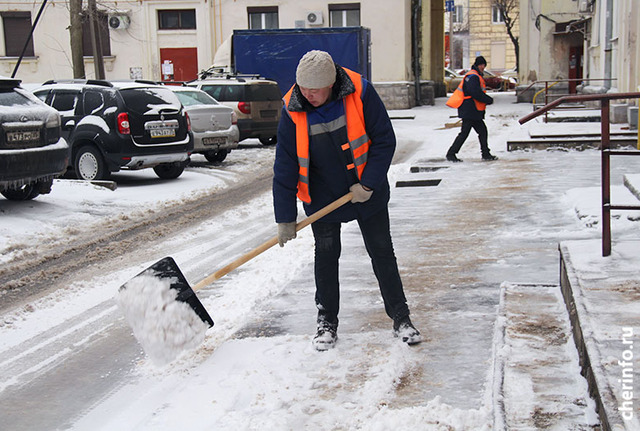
left=305, top=11, right=323, bottom=26
left=108, top=14, right=130, bottom=30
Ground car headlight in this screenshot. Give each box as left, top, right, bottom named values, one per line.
left=46, top=112, right=61, bottom=128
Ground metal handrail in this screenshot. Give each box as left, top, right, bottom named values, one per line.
left=520, top=92, right=640, bottom=256
left=522, top=78, right=618, bottom=123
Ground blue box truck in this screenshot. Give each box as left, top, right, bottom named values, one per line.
left=230, top=27, right=372, bottom=95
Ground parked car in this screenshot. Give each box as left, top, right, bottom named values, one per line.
left=444, top=67, right=463, bottom=93
left=0, top=77, right=69, bottom=200
left=33, top=79, right=193, bottom=181
left=169, top=87, right=239, bottom=163
left=188, top=74, right=282, bottom=145
left=456, top=69, right=515, bottom=91
left=500, top=66, right=519, bottom=86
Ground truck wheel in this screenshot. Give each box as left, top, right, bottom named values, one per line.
left=154, top=162, right=185, bottom=179
left=259, top=136, right=277, bottom=146
left=75, top=145, right=108, bottom=181
left=204, top=149, right=228, bottom=163
left=1, top=184, right=40, bottom=201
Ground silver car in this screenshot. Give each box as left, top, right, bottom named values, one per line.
left=171, top=87, right=239, bottom=162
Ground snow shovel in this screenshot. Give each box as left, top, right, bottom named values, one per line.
left=116, top=192, right=353, bottom=364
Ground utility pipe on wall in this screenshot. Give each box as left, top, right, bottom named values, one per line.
left=412, top=0, right=422, bottom=106
left=604, top=0, right=613, bottom=90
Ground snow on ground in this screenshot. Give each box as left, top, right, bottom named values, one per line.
left=1, top=91, right=639, bottom=430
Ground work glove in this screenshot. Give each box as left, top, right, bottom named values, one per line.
left=349, top=183, right=373, bottom=203
left=277, top=222, right=297, bottom=247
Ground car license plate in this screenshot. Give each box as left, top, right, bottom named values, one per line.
left=7, top=130, right=40, bottom=142
left=203, top=137, right=226, bottom=146
left=150, top=128, right=176, bottom=138
left=260, top=110, right=277, bottom=118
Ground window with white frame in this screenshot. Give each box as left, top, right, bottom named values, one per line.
left=248, top=7, right=278, bottom=29
left=492, top=6, right=504, bottom=24
left=329, top=3, right=360, bottom=27
left=452, top=5, right=463, bottom=24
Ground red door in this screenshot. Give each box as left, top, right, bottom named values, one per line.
left=159, top=47, right=198, bottom=82
left=568, top=46, right=583, bottom=94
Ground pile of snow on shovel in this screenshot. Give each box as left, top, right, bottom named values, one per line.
left=116, top=271, right=209, bottom=366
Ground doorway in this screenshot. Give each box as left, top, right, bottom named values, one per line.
left=159, top=47, right=198, bottom=82
left=568, top=46, right=583, bottom=94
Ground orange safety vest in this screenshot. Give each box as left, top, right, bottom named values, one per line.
left=445, top=69, right=487, bottom=111
left=283, top=68, right=371, bottom=204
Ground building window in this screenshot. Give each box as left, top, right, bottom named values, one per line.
left=452, top=5, right=463, bottom=24
left=82, top=10, right=111, bottom=56
left=1, top=12, right=34, bottom=57
left=329, top=3, right=360, bottom=27
left=158, top=9, right=196, bottom=30
left=492, top=6, right=504, bottom=24
left=248, top=7, right=278, bottom=30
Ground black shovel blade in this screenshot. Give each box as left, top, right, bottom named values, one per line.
left=131, top=256, right=214, bottom=328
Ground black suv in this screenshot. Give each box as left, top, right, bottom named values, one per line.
left=33, top=80, right=193, bottom=181
left=0, top=77, right=69, bottom=200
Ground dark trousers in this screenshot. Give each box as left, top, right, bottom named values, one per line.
left=447, top=118, right=491, bottom=156
left=310, top=206, right=409, bottom=326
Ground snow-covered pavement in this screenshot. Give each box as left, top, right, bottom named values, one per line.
left=1, top=91, right=639, bottom=430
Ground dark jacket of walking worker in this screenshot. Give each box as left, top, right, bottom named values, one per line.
left=272, top=50, right=421, bottom=351
left=446, top=55, right=497, bottom=162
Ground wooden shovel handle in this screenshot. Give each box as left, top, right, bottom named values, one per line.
left=193, top=192, right=353, bottom=291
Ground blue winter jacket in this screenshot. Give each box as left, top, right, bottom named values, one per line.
left=273, top=66, right=396, bottom=224
left=458, top=66, right=494, bottom=121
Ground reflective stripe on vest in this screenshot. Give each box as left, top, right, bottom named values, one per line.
left=445, top=69, right=487, bottom=111
left=283, top=68, right=371, bottom=204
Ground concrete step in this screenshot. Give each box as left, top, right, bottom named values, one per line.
left=560, top=240, right=640, bottom=431
left=507, top=136, right=638, bottom=151
left=492, top=282, right=601, bottom=430
left=543, top=109, right=602, bottom=123
left=528, top=131, right=638, bottom=139
left=624, top=174, right=640, bottom=201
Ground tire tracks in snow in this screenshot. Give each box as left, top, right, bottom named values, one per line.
left=0, top=166, right=273, bottom=313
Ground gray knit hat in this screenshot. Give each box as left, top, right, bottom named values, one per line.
left=296, top=50, right=336, bottom=89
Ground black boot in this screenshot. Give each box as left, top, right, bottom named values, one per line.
left=393, top=315, right=422, bottom=345
left=482, top=152, right=498, bottom=161
left=313, top=321, right=338, bottom=351
left=446, top=153, right=463, bottom=162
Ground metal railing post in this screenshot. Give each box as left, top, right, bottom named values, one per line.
left=544, top=81, right=549, bottom=123
left=600, top=98, right=612, bottom=256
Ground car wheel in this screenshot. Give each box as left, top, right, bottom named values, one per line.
left=204, top=149, right=228, bottom=163
left=259, top=136, right=277, bottom=146
left=154, top=162, right=185, bottom=180
left=1, top=184, right=40, bottom=201
left=75, top=145, right=108, bottom=181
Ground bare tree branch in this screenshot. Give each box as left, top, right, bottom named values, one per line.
left=491, top=0, right=519, bottom=71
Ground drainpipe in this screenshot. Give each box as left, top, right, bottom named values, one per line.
left=604, top=0, right=613, bottom=90
left=412, top=0, right=422, bottom=106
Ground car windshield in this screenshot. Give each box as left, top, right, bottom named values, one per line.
left=175, top=90, right=219, bottom=107
left=119, top=87, right=182, bottom=115
left=0, top=87, right=39, bottom=107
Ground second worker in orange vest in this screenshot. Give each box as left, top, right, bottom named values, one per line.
left=446, top=56, right=498, bottom=162
left=273, top=50, right=421, bottom=351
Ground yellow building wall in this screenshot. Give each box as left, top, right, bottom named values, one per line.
left=468, top=0, right=519, bottom=71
